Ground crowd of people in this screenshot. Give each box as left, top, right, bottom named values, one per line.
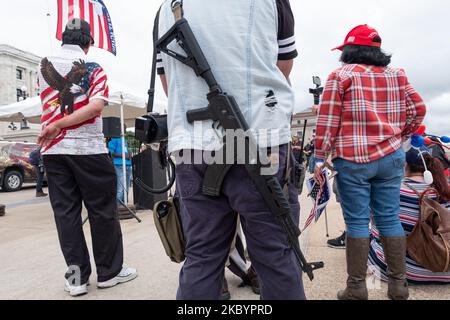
left=31, top=0, right=450, bottom=301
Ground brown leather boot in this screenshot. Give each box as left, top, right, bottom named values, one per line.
left=337, top=237, right=370, bottom=300
left=0, top=205, right=5, bottom=217
left=380, top=236, right=409, bottom=300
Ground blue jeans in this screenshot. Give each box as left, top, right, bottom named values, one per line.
left=115, top=165, right=132, bottom=204
left=333, top=148, right=406, bottom=239
left=308, top=156, right=316, bottom=174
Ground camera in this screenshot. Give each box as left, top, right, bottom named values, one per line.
left=135, top=113, right=168, bottom=144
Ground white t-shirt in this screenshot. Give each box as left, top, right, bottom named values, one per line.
left=38, top=45, right=109, bottom=155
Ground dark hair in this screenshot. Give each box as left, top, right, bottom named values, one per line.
left=340, top=40, right=392, bottom=67
left=408, top=154, right=450, bottom=202
left=62, top=30, right=92, bottom=50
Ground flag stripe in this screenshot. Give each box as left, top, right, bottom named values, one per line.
left=56, top=0, right=64, bottom=39
left=89, top=2, right=96, bottom=44
left=56, top=0, right=116, bottom=55
left=79, top=0, right=85, bottom=21
left=83, top=0, right=90, bottom=24
left=68, top=0, right=74, bottom=20
left=100, top=14, right=107, bottom=50
left=103, top=14, right=111, bottom=52
left=73, top=0, right=80, bottom=21
left=97, top=15, right=104, bottom=49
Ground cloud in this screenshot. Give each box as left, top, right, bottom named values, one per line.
left=1, top=0, right=449, bottom=127
left=424, top=92, right=450, bottom=136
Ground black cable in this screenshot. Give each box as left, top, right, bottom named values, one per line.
left=134, top=156, right=176, bottom=195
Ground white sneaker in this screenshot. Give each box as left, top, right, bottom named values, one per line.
left=97, top=267, right=138, bottom=289
left=64, top=281, right=88, bottom=297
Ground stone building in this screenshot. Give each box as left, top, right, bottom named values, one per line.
left=291, top=108, right=317, bottom=144
left=0, top=44, right=41, bottom=106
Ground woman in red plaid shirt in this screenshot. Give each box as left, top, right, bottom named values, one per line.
left=314, top=25, right=426, bottom=301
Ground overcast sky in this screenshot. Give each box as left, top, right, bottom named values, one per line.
left=1, top=0, right=449, bottom=135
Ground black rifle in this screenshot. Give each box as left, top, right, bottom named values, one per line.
left=156, top=16, right=324, bottom=280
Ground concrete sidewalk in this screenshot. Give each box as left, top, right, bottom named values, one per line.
left=0, top=186, right=448, bottom=300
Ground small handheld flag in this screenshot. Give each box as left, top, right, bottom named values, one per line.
left=56, top=0, right=117, bottom=55
left=304, top=169, right=332, bottom=231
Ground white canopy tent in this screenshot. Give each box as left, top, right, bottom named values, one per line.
left=0, top=97, right=42, bottom=123
left=0, top=85, right=166, bottom=208
left=0, top=85, right=160, bottom=127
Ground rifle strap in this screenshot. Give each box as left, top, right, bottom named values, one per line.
left=148, top=0, right=183, bottom=112
left=147, top=7, right=162, bottom=113
left=283, top=144, right=292, bottom=194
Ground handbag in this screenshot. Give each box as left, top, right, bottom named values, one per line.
left=153, top=196, right=186, bottom=264
left=405, top=183, right=450, bottom=273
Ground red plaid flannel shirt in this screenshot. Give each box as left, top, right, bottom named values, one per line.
left=315, top=64, right=427, bottom=163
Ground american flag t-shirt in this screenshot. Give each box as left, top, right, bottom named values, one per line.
left=56, top=0, right=117, bottom=55
left=38, top=45, right=109, bottom=155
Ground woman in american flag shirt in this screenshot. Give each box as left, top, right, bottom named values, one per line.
left=369, top=147, right=450, bottom=284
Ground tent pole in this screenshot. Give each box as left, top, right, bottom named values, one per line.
left=120, top=94, right=128, bottom=207
left=117, top=94, right=142, bottom=223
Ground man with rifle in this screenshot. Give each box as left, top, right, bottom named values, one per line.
left=155, top=0, right=322, bottom=300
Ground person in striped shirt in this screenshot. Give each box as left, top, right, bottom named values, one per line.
left=314, top=25, right=427, bottom=300
left=37, top=19, right=137, bottom=297
left=369, top=146, right=450, bottom=284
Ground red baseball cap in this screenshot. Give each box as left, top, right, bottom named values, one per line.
left=332, top=24, right=382, bottom=51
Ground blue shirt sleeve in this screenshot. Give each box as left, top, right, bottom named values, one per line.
left=108, top=139, right=117, bottom=155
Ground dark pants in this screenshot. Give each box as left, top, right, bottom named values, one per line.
left=35, top=165, right=45, bottom=193
left=176, top=146, right=305, bottom=300
left=43, top=154, right=124, bottom=284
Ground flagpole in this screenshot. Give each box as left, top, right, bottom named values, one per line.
left=45, top=0, right=55, bottom=55
left=120, top=93, right=128, bottom=207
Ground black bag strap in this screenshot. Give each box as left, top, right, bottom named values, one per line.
left=147, top=1, right=183, bottom=112
left=404, top=181, right=438, bottom=202
left=147, top=7, right=162, bottom=113
left=403, top=181, right=421, bottom=196
left=283, top=144, right=292, bottom=194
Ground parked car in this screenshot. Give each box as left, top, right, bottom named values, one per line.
left=0, top=141, right=41, bottom=192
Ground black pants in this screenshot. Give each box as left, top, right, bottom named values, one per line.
left=43, top=154, right=124, bottom=284
left=35, top=165, right=45, bottom=193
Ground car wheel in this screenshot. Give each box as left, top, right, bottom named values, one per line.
left=3, top=171, right=23, bottom=192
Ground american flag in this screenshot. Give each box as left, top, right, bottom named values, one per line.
left=56, top=0, right=117, bottom=55
left=303, top=169, right=332, bottom=231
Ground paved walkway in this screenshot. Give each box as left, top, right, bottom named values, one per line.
left=0, top=184, right=448, bottom=300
